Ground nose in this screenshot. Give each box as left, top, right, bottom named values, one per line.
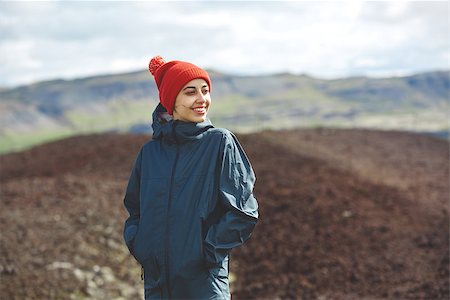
left=197, top=92, right=207, bottom=103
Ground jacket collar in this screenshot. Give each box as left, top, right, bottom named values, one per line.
left=151, top=103, right=214, bottom=143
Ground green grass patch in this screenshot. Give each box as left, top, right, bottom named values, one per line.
left=209, top=94, right=253, bottom=119
left=65, top=100, right=153, bottom=132
left=0, top=129, right=74, bottom=154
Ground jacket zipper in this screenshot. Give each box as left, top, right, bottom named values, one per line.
left=165, top=122, right=179, bottom=299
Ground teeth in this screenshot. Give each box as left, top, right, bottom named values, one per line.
left=193, top=107, right=206, bottom=112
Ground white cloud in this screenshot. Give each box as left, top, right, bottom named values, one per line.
left=0, top=1, right=448, bottom=87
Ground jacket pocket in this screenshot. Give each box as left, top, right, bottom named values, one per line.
left=129, top=225, right=140, bottom=259
left=201, top=219, right=213, bottom=269
left=142, top=254, right=161, bottom=292
left=134, top=178, right=166, bottom=263
left=208, top=255, right=229, bottom=279
left=131, top=223, right=144, bottom=262
left=200, top=219, right=205, bottom=257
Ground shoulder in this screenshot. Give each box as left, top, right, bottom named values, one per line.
left=141, top=136, right=162, bottom=148
left=138, top=138, right=160, bottom=157
left=207, top=127, right=236, bottom=142
left=207, top=127, right=246, bottom=155
left=205, top=128, right=242, bottom=151
left=143, top=138, right=157, bottom=147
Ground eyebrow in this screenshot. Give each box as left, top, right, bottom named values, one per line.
left=182, top=84, right=209, bottom=91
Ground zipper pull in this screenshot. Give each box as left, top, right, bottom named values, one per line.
left=141, top=266, right=144, bottom=280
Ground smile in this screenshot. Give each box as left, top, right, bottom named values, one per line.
left=192, top=107, right=207, bottom=114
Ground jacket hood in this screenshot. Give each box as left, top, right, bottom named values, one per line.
left=151, top=103, right=214, bottom=143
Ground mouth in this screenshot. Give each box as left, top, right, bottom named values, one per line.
left=191, top=106, right=207, bottom=115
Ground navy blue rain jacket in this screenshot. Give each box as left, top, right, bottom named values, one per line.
left=123, top=104, right=259, bottom=299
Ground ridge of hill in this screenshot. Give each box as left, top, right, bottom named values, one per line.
left=0, top=128, right=448, bottom=299
left=0, top=69, right=448, bottom=154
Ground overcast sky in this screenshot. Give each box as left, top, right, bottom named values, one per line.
left=1, top=1, right=448, bottom=87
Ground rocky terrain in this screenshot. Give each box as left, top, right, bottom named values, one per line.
left=0, top=128, right=448, bottom=299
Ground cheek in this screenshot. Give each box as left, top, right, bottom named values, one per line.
left=177, top=97, right=193, bottom=109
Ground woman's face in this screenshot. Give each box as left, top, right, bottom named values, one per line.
left=173, top=78, right=211, bottom=123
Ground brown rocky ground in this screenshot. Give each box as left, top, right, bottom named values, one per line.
left=0, top=128, right=448, bottom=299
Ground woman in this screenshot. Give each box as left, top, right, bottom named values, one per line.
left=123, top=55, right=259, bottom=299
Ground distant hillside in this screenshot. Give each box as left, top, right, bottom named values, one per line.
left=0, top=69, right=448, bottom=154
left=1, top=128, right=448, bottom=299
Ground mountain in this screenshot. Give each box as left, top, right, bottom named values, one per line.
left=0, top=128, right=448, bottom=299
left=0, top=70, right=448, bottom=154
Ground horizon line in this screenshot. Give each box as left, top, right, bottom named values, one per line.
left=1, top=67, right=448, bottom=90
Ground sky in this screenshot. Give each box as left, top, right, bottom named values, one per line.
left=0, top=1, right=449, bottom=87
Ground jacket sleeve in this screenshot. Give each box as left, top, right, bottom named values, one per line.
left=203, top=132, right=259, bottom=266
left=123, top=148, right=142, bottom=257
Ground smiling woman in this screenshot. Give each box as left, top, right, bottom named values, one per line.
left=122, top=56, right=259, bottom=300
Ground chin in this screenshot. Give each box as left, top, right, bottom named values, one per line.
left=193, top=116, right=206, bottom=123
left=191, top=113, right=207, bottom=123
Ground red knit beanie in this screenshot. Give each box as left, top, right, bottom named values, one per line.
left=149, top=55, right=212, bottom=115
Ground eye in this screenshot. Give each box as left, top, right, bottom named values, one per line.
left=202, top=89, right=209, bottom=95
